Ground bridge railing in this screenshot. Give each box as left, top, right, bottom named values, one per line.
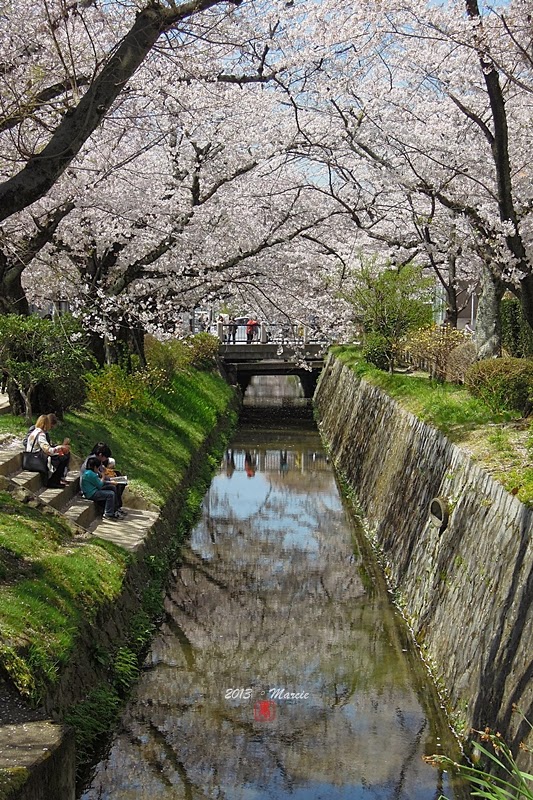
left=217, top=321, right=322, bottom=345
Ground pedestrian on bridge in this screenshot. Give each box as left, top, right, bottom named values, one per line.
left=246, top=317, right=259, bottom=344
left=228, top=317, right=237, bottom=344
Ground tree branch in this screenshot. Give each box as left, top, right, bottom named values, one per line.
left=0, top=0, right=241, bottom=222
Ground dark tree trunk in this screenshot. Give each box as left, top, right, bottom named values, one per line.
left=86, top=331, right=106, bottom=367
left=104, top=316, right=146, bottom=369
left=519, top=273, right=533, bottom=334
left=443, top=251, right=459, bottom=327
left=0, top=256, right=29, bottom=315
left=444, top=289, right=458, bottom=328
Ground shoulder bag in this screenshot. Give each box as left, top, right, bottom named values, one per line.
left=22, top=430, right=48, bottom=474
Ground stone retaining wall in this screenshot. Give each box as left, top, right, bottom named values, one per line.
left=315, top=355, right=533, bottom=755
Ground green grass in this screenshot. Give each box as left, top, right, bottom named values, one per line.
left=427, top=725, right=533, bottom=800
left=331, top=345, right=514, bottom=437
left=0, top=365, right=236, bottom=703
left=61, top=369, right=233, bottom=507
left=0, top=367, right=235, bottom=508
left=0, top=492, right=128, bottom=701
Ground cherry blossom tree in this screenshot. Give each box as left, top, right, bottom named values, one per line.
left=2, top=0, right=533, bottom=361
left=0, top=0, right=248, bottom=221
left=278, top=0, right=533, bottom=356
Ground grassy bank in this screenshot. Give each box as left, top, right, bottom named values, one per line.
left=0, top=366, right=236, bottom=704
left=331, top=345, right=533, bottom=505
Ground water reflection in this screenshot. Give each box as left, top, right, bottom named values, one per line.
left=244, top=375, right=308, bottom=407
left=82, top=427, right=458, bottom=800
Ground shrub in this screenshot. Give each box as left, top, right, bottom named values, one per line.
left=144, top=335, right=193, bottom=379
left=445, top=340, right=477, bottom=384
left=85, top=364, right=146, bottom=416
left=144, top=333, right=219, bottom=376
left=465, top=357, right=533, bottom=415
left=363, top=332, right=392, bottom=371
left=187, top=332, right=220, bottom=370
left=0, top=314, right=93, bottom=421
left=404, top=324, right=467, bottom=381
left=425, top=726, right=533, bottom=800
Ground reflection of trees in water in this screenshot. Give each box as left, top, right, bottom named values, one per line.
left=205, top=462, right=339, bottom=533
left=82, top=444, right=453, bottom=800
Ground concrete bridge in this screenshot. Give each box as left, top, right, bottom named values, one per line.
left=219, top=342, right=326, bottom=397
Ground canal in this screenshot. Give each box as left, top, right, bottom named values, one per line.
left=81, top=379, right=461, bottom=800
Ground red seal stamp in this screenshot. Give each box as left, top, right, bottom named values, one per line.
left=254, top=700, right=276, bottom=722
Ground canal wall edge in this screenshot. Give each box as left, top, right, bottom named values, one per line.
left=314, top=354, right=533, bottom=755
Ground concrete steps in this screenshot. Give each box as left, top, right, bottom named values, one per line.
left=1, top=447, right=160, bottom=549
left=88, top=507, right=160, bottom=552
left=11, top=469, right=47, bottom=494
left=0, top=450, right=22, bottom=477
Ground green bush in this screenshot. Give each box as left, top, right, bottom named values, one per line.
left=363, top=332, right=392, bottom=371
left=0, top=314, right=92, bottom=420
left=144, top=335, right=193, bottom=378
left=445, top=340, right=477, bottom=384
left=187, top=332, right=220, bottom=370
left=145, top=333, right=219, bottom=376
left=465, top=357, right=533, bottom=414
left=85, top=364, right=146, bottom=416
left=404, top=324, right=467, bottom=381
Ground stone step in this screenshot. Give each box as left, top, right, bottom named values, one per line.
left=90, top=508, right=160, bottom=552
left=0, top=450, right=22, bottom=477
left=38, top=472, right=80, bottom=510
left=63, top=496, right=102, bottom=530
left=11, top=469, right=45, bottom=493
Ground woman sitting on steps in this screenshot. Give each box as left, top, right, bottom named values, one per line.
left=24, top=414, right=71, bottom=488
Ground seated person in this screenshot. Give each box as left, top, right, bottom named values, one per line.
left=24, top=414, right=70, bottom=488
left=80, top=443, right=126, bottom=514
left=80, top=456, right=124, bottom=520
left=47, top=414, right=71, bottom=485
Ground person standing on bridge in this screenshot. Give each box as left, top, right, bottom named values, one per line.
left=246, top=317, right=259, bottom=344
left=228, top=317, right=237, bottom=344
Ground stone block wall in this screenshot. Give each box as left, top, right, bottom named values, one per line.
left=315, top=355, right=533, bottom=755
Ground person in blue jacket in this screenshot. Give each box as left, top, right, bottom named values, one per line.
left=81, top=456, right=122, bottom=520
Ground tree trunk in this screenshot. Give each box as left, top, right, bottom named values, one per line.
left=104, top=318, right=146, bottom=369
left=444, top=289, right=458, bottom=328
left=519, top=273, right=533, bottom=334
left=475, top=265, right=504, bottom=359
left=443, top=252, right=459, bottom=327
left=0, top=261, right=29, bottom=315
left=86, top=331, right=106, bottom=367
left=18, top=386, right=33, bottom=424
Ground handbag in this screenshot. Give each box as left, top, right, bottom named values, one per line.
left=22, top=450, right=48, bottom=473
left=22, top=431, right=48, bottom=474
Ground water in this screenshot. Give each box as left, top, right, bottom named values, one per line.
left=81, top=381, right=461, bottom=800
